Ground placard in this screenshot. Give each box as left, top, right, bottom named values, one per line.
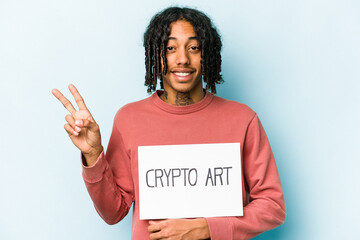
left=138, top=143, right=243, bottom=220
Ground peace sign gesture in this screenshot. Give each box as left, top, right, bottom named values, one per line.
left=52, top=84, right=103, bottom=166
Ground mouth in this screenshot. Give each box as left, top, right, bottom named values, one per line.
left=171, top=69, right=195, bottom=81
left=173, top=72, right=192, bottom=77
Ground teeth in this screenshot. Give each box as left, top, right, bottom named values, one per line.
left=174, top=72, right=191, bottom=77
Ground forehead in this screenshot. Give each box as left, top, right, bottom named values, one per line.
left=168, top=20, right=197, bottom=38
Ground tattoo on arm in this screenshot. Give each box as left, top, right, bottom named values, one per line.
left=175, top=92, right=194, bottom=106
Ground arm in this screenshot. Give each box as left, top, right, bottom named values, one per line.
left=206, top=114, right=286, bottom=240
left=82, top=111, right=134, bottom=224
left=52, top=84, right=134, bottom=224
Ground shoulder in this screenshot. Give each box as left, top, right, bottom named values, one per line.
left=113, top=95, right=153, bottom=123
left=211, top=95, right=256, bottom=119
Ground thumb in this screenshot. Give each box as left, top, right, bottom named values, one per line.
left=75, top=119, right=99, bottom=132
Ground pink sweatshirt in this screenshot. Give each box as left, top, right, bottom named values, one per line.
left=82, top=91, right=286, bottom=239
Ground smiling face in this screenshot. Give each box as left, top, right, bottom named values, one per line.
left=161, top=20, right=203, bottom=103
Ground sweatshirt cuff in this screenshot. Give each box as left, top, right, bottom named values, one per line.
left=205, top=217, right=233, bottom=240
left=81, top=150, right=108, bottom=183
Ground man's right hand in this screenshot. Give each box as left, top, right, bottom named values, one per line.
left=52, top=84, right=103, bottom=167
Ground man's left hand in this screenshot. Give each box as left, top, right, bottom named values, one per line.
left=148, top=218, right=210, bottom=240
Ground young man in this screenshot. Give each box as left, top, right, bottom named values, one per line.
left=52, top=7, right=286, bottom=240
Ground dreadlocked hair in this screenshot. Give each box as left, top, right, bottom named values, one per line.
left=143, top=7, right=223, bottom=93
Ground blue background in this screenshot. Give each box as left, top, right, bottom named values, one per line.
left=0, top=0, right=359, bottom=239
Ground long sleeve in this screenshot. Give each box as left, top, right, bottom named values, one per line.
left=82, top=112, right=135, bottom=225
left=206, top=114, right=286, bottom=239
left=78, top=93, right=286, bottom=239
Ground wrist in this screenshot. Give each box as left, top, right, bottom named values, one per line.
left=82, top=146, right=103, bottom=167
left=192, top=218, right=210, bottom=239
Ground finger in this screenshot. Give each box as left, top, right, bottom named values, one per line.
left=65, top=114, right=75, bottom=127
left=66, top=114, right=82, bottom=133
left=75, top=119, right=99, bottom=132
left=147, top=223, right=162, bottom=233
left=149, top=231, right=165, bottom=240
left=149, top=220, right=165, bottom=225
left=64, top=123, right=79, bottom=136
left=52, top=88, right=77, bottom=115
left=68, top=84, right=88, bottom=111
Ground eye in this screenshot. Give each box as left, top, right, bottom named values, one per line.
left=167, top=46, right=175, bottom=51
left=189, top=46, right=200, bottom=52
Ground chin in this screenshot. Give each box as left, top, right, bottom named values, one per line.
left=175, top=81, right=202, bottom=92
left=173, top=85, right=195, bottom=93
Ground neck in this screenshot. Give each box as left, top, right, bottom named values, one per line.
left=160, top=89, right=205, bottom=106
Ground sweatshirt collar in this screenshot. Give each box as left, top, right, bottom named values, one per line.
left=151, top=90, right=214, bottom=114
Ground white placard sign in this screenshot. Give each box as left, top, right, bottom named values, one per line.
left=138, top=143, right=243, bottom=220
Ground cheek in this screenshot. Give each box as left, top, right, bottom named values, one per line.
left=192, top=54, right=202, bottom=65
left=165, top=54, right=176, bottom=65
left=194, top=58, right=202, bottom=70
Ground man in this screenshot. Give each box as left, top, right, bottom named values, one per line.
left=52, top=7, right=286, bottom=240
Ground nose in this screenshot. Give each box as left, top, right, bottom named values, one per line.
left=175, top=47, right=190, bottom=65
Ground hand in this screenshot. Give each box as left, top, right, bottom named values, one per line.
left=52, top=84, right=103, bottom=166
left=148, top=218, right=210, bottom=240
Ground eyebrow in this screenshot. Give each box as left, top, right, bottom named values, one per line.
left=168, top=36, right=198, bottom=40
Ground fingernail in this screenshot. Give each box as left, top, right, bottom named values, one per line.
left=75, top=120, right=82, bottom=126
left=75, top=126, right=81, bottom=132
left=72, top=130, right=79, bottom=136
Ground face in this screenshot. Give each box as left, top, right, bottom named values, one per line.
left=161, top=20, right=203, bottom=96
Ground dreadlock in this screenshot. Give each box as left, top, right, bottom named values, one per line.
left=143, top=7, right=223, bottom=93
